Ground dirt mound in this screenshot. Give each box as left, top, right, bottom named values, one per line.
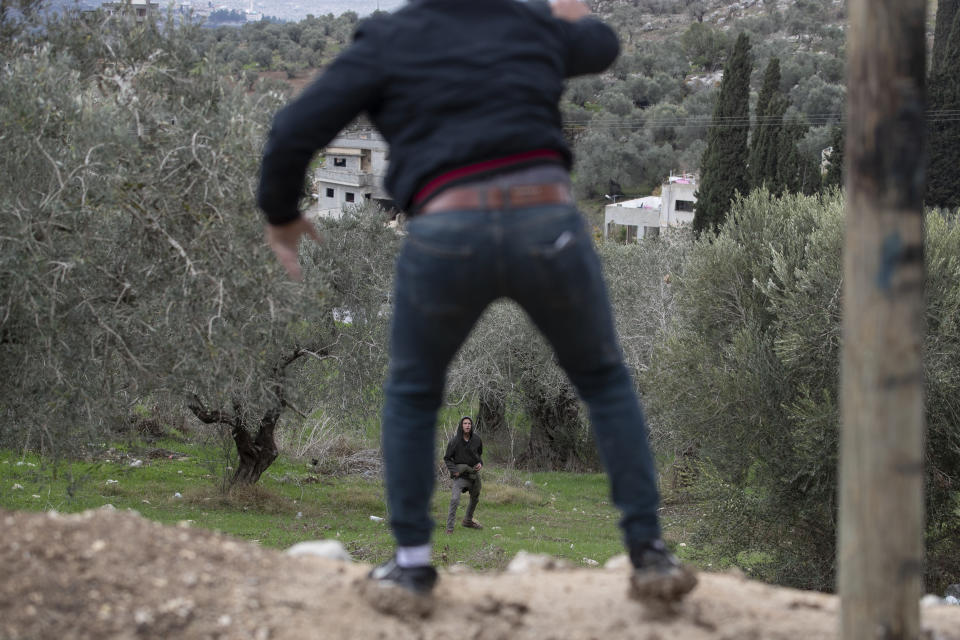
left=2, top=508, right=958, bottom=640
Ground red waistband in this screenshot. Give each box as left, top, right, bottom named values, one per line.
left=412, top=149, right=565, bottom=207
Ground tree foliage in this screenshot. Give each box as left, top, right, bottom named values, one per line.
left=693, top=33, right=752, bottom=234
left=749, top=57, right=784, bottom=190
left=0, top=10, right=323, bottom=466
left=647, top=190, right=960, bottom=591
left=926, top=0, right=960, bottom=210
left=822, top=125, right=844, bottom=190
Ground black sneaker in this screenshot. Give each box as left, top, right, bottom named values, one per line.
left=628, top=539, right=697, bottom=602
left=368, top=556, right=438, bottom=595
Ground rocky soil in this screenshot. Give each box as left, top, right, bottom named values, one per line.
left=2, top=507, right=959, bottom=640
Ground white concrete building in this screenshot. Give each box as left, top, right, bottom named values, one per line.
left=100, top=0, right=160, bottom=20
left=604, top=174, right=697, bottom=242
left=311, top=130, right=394, bottom=219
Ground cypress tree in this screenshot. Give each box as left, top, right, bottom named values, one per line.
left=749, top=57, right=782, bottom=189
left=776, top=121, right=802, bottom=195
left=776, top=120, right=821, bottom=196
left=694, top=33, right=752, bottom=234
left=753, top=93, right=788, bottom=191
left=800, top=149, right=822, bottom=196
left=927, top=0, right=960, bottom=210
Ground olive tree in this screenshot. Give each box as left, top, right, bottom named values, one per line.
left=647, top=190, right=960, bottom=591
left=0, top=10, right=330, bottom=485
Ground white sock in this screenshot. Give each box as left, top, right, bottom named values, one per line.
left=396, top=544, right=432, bottom=568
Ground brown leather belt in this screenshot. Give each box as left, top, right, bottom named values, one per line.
left=419, top=182, right=572, bottom=215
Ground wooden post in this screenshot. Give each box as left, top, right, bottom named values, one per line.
left=840, top=0, right=927, bottom=638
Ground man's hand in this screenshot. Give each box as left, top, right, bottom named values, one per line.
left=265, top=217, right=323, bottom=281
left=551, top=0, right=591, bottom=22
left=474, top=463, right=482, bottom=471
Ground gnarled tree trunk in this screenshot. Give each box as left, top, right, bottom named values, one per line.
left=476, top=388, right=507, bottom=439
left=517, top=382, right=593, bottom=471
left=187, top=344, right=326, bottom=487
left=187, top=398, right=280, bottom=486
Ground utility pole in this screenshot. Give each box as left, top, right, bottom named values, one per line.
left=839, top=0, right=927, bottom=638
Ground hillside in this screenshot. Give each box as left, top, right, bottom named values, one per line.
left=3, top=507, right=959, bottom=640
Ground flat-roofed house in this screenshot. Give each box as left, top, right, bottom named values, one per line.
left=312, top=130, right=394, bottom=219
left=100, top=0, right=160, bottom=21
left=604, top=174, right=697, bottom=242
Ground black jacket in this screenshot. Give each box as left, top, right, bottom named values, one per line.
left=257, top=0, right=619, bottom=223
left=444, top=425, right=483, bottom=478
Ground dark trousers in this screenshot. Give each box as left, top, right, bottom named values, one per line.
left=381, top=204, right=661, bottom=547
left=446, top=475, right=480, bottom=530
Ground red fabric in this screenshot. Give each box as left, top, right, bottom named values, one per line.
left=412, top=149, right=564, bottom=207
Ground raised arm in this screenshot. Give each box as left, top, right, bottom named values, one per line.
left=551, top=0, right=620, bottom=78
left=257, top=23, right=384, bottom=226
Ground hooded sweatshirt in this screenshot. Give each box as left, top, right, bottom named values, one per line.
left=443, top=424, right=483, bottom=479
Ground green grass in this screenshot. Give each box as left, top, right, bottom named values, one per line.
left=0, top=442, right=688, bottom=572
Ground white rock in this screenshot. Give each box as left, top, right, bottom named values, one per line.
left=447, top=562, right=472, bottom=575
left=523, top=480, right=532, bottom=487
left=100, top=504, right=115, bottom=510
left=296, top=512, right=303, bottom=519
left=946, top=595, right=960, bottom=606
left=285, top=540, right=353, bottom=562
left=173, top=492, right=182, bottom=499
left=506, top=551, right=568, bottom=573
left=604, top=554, right=631, bottom=571
left=369, top=515, right=384, bottom=522
left=105, top=479, right=118, bottom=485
left=130, top=459, right=143, bottom=468
left=922, top=594, right=946, bottom=607
left=582, top=557, right=599, bottom=567
left=218, top=615, right=231, bottom=626
left=134, top=608, right=154, bottom=626
left=12, top=484, right=23, bottom=490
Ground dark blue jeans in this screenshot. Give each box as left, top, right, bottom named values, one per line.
left=381, top=204, right=661, bottom=548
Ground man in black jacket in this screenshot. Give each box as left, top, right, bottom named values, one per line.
left=443, top=416, right=483, bottom=533
left=258, top=0, right=695, bottom=606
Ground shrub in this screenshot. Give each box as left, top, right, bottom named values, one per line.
left=648, top=189, right=960, bottom=591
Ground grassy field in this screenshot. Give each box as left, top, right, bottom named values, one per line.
left=0, top=441, right=702, bottom=572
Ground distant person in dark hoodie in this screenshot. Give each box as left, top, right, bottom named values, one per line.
left=443, top=416, right=483, bottom=533
left=257, top=0, right=696, bottom=610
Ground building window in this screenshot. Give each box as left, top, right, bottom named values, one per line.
left=644, top=226, right=661, bottom=238
left=364, top=193, right=372, bottom=200
left=675, top=199, right=695, bottom=212
left=345, top=192, right=355, bottom=203
left=625, top=225, right=638, bottom=243
left=326, top=188, right=335, bottom=198
left=333, top=157, right=347, bottom=167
